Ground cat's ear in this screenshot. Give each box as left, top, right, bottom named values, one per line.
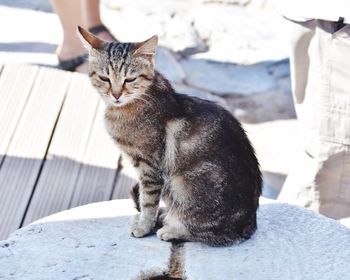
left=77, top=26, right=106, bottom=53
left=133, top=35, right=158, bottom=56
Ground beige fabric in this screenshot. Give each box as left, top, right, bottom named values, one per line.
left=278, top=19, right=350, bottom=219
left=276, top=0, right=350, bottom=24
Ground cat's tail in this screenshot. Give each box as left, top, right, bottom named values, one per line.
left=190, top=214, right=257, bottom=247
left=130, top=183, right=141, bottom=212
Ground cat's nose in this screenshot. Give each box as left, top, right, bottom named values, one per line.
left=112, top=92, right=122, bottom=100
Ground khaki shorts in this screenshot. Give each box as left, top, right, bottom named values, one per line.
left=278, top=19, right=350, bottom=219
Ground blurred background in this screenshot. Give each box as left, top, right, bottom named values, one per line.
left=0, top=0, right=301, bottom=238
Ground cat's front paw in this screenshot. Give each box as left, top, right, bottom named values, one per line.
left=129, top=214, right=155, bottom=238
left=157, top=225, right=184, bottom=241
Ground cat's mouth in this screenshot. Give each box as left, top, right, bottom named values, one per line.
left=112, top=100, right=123, bottom=106
left=112, top=98, right=129, bottom=107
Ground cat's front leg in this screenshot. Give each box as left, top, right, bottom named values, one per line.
left=129, top=173, right=163, bottom=237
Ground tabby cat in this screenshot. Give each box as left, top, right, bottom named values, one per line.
left=78, top=26, right=262, bottom=246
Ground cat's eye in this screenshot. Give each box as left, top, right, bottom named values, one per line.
left=98, top=75, right=110, bottom=82
left=124, top=77, right=137, bottom=83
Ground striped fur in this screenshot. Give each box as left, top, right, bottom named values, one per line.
left=79, top=28, right=262, bottom=246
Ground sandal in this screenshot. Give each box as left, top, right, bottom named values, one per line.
left=88, top=24, right=117, bottom=41
left=57, top=24, right=116, bottom=72
left=57, top=53, right=88, bottom=72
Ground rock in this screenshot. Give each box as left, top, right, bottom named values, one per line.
left=155, top=47, right=186, bottom=84
left=340, top=218, right=350, bottom=229
left=181, top=59, right=277, bottom=96
left=184, top=203, right=350, bottom=279
left=100, top=2, right=164, bottom=42
left=217, top=59, right=294, bottom=123
left=268, top=59, right=290, bottom=80
left=189, top=3, right=289, bottom=64
left=1, top=199, right=350, bottom=279
left=225, top=89, right=296, bottom=123
left=268, top=59, right=292, bottom=95
left=172, top=83, right=227, bottom=107
left=160, top=16, right=209, bottom=56
left=102, top=0, right=287, bottom=65
left=0, top=200, right=171, bottom=280
left=101, top=1, right=208, bottom=56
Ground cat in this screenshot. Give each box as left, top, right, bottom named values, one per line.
left=78, top=26, right=262, bottom=246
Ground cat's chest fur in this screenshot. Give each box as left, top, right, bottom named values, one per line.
left=104, top=106, right=166, bottom=165
left=104, top=105, right=187, bottom=178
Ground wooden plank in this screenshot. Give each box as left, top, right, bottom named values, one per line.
left=112, top=157, right=138, bottom=199
left=69, top=101, right=121, bottom=208
left=0, top=64, right=39, bottom=166
left=23, top=73, right=100, bottom=225
left=0, top=67, right=70, bottom=239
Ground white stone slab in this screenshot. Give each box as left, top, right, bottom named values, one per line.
left=340, top=218, right=350, bottom=228
left=1, top=199, right=349, bottom=280
left=185, top=203, right=350, bottom=279
left=0, top=200, right=171, bottom=280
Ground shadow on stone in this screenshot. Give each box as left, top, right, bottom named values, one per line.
left=0, top=0, right=53, bottom=13
left=0, top=42, right=57, bottom=53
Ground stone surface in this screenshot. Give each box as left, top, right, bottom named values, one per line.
left=185, top=203, right=350, bottom=279
left=155, top=47, right=186, bottom=84
left=1, top=199, right=350, bottom=279
left=226, top=89, right=295, bottom=123
left=181, top=59, right=278, bottom=96
left=173, top=83, right=227, bottom=107
left=340, top=218, right=350, bottom=228
left=189, top=2, right=288, bottom=64
left=0, top=200, right=171, bottom=280
left=160, top=15, right=209, bottom=56
left=101, top=0, right=289, bottom=64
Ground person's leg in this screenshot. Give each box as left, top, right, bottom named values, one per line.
left=82, top=0, right=115, bottom=41
left=80, top=0, right=115, bottom=41
left=82, top=0, right=101, bottom=28
left=51, top=0, right=86, bottom=70
left=52, top=0, right=115, bottom=72
left=279, top=19, right=350, bottom=219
